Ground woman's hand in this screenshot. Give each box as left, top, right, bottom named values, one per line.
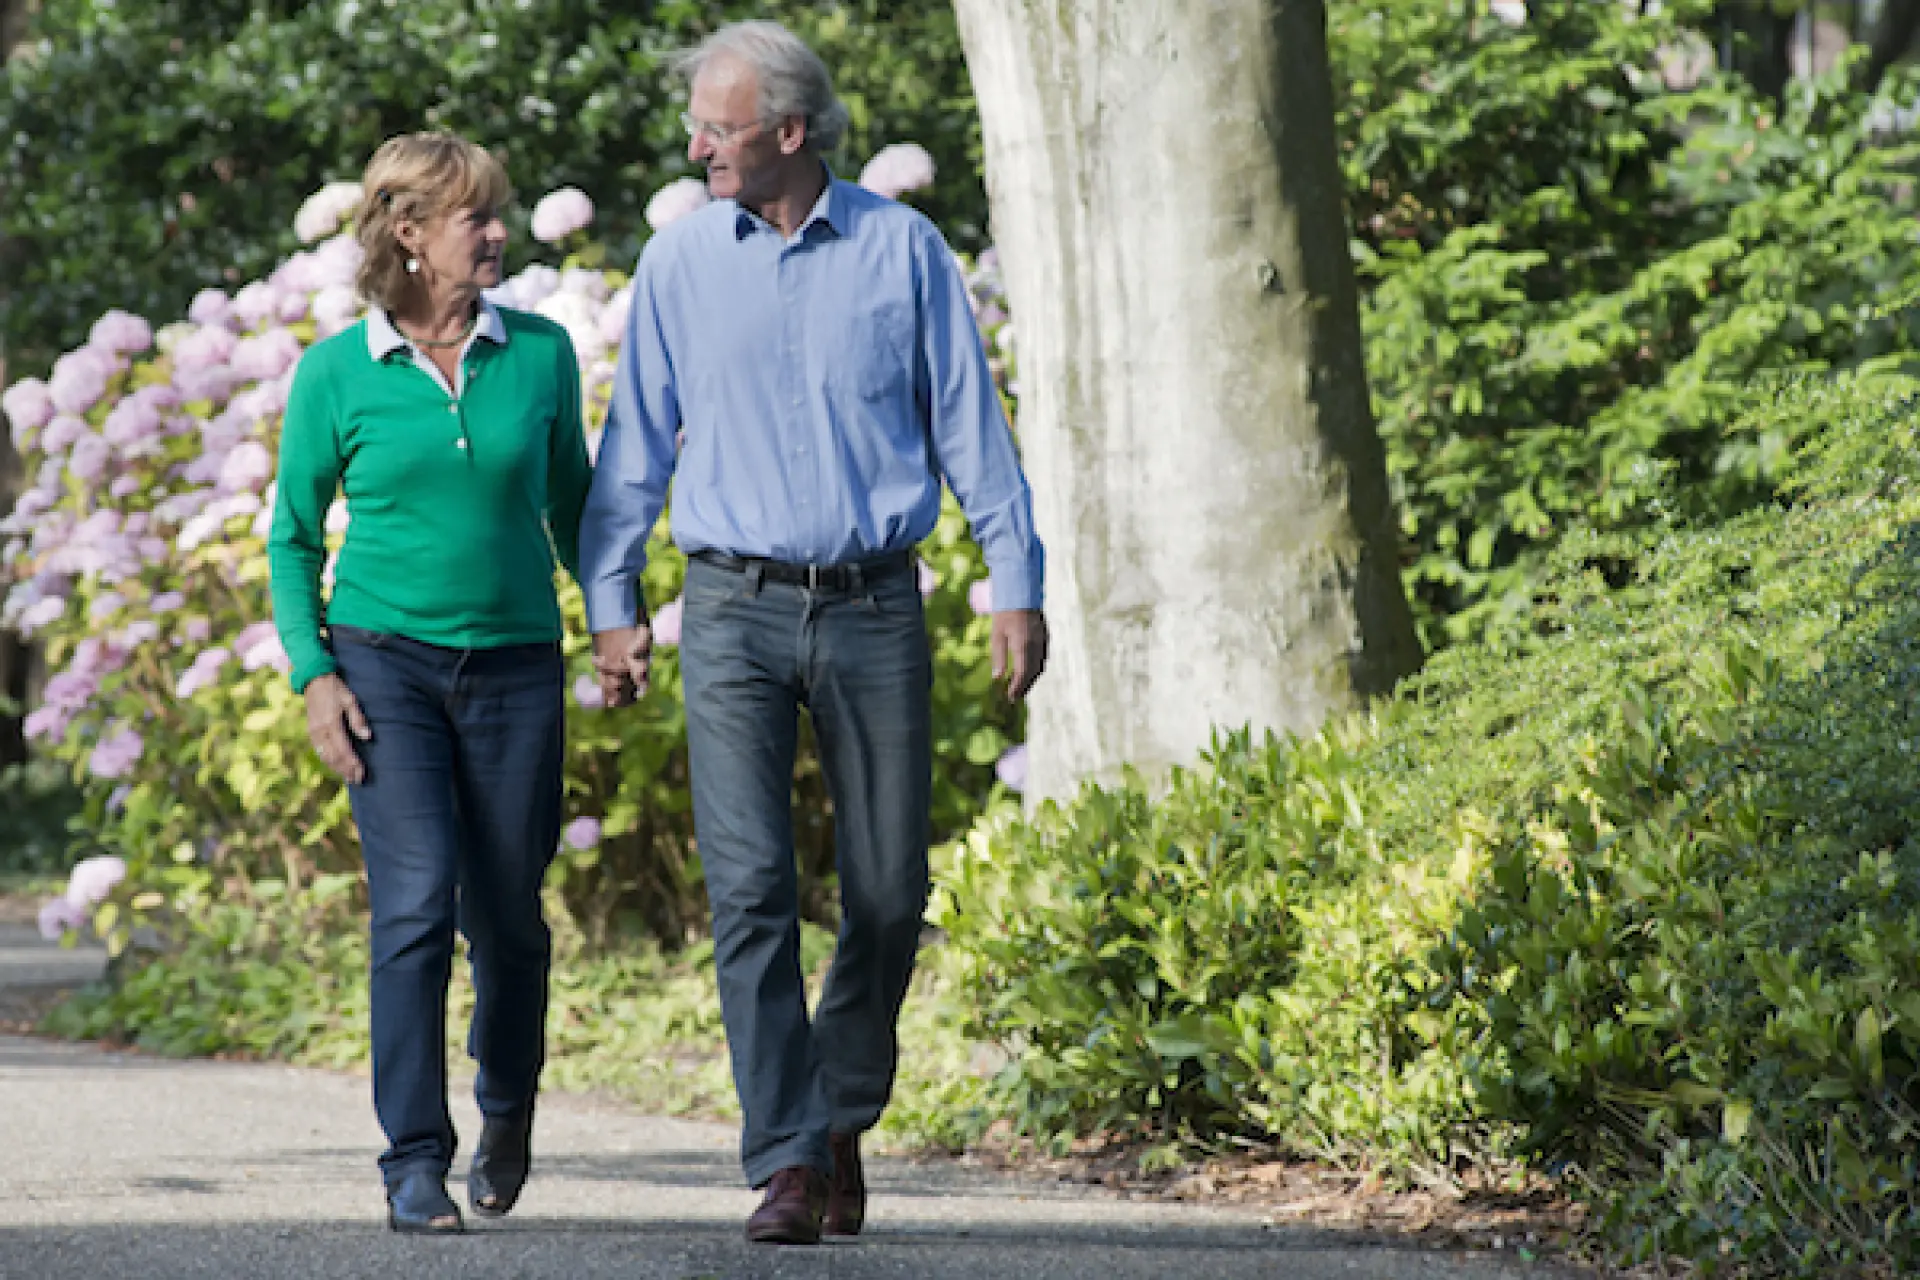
left=305, top=673, right=373, bottom=784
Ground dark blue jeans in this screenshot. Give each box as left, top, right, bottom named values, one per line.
left=679, top=557, right=934, bottom=1187
left=330, top=627, right=564, bottom=1187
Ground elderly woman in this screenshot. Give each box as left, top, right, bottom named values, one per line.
left=267, top=131, right=591, bottom=1234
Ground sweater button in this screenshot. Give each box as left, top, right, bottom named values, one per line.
left=455, top=439, right=468, bottom=450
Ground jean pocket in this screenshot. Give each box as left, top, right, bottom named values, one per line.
left=860, top=572, right=925, bottom=621
left=327, top=624, right=391, bottom=650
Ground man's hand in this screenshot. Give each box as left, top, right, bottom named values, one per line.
left=594, top=621, right=654, bottom=708
left=304, top=673, right=372, bottom=784
left=990, top=608, right=1049, bottom=702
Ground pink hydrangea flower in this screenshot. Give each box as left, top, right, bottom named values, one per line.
left=599, top=287, right=633, bottom=346
left=563, top=816, right=603, bottom=850
left=231, top=281, right=286, bottom=330
left=312, top=285, right=361, bottom=337
left=43, top=670, right=100, bottom=713
left=175, top=646, right=232, bottom=699
left=994, top=743, right=1029, bottom=793
left=218, top=441, right=275, bottom=493
left=18, top=596, right=67, bottom=634
left=858, top=143, right=937, bottom=200
left=67, top=432, right=112, bottom=482
left=89, top=310, right=154, bottom=356
left=645, top=177, right=711, bottom=231
left=294, top=182, right=365, bottom=244
left=2, top=377, right=54, bottom=442
left=117, top=620, right=159, bottom=649
left=573, top=674, right=605, bottom=709
left=310, top=234, right=365, bottom=289
left=917, top=559, right=938, bottom=596
left=48, top=347, right=116, bottom=415
left=238, top=622, right=289, bottom=673
left=530, top=187, right=594, bottom=243
left=174, top=324, right=238, bottom=372
left=558, top=266, right=611, bottom=303
left=506, top=264, right=561, bottom=309
left=103, top=396, right=163, bottom=448
left=65, top=854, right=128, bottom=907
left=969, top=578, right=994, bottom=616
left=39, top=414, right=87, bottom=456
left=149, top=591, right=186, bottom=613
left=277, top=291, right=310, bottom=324
left=173, top=365, right=236, bottom=406
left=89, top=728, right=145, bottom=780
left=188, top=288, right=233, bottom=327
left=38, top=896, right=89, bottom=941
left=23, top=703, right=70, bottom=743
left=229, top=329, right=303, bottom=383
left=651, top=597, right=683, bottom=648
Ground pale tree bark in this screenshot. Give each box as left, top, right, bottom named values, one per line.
left=952, top=0, right=1421, bottom=801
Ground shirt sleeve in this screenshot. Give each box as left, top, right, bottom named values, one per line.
left=268, top=350, right=343, bottom=694
left=578, top=245, right=682, bottom=631
left=545, top=330, right=591, bottom=584
left=914, top=224, right=1046, bottom=611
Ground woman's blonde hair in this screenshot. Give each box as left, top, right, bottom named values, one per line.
left=355, top=132, right=512, bottom=311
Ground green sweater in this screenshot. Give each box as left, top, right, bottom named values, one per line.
left=268, top=308, right=592, bottom=693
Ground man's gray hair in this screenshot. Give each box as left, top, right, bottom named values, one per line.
left=675, top=20, right=851, bottom=154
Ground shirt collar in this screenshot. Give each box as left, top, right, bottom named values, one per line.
left=366, top=297, right=508, bottom=362
left=732, top=165, right=845, bottom=243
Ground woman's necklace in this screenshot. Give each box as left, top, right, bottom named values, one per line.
left=400, top=313, right=477, bottom=350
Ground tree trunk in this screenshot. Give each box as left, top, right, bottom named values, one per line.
left=951, top=0, right=1421, bottom=801
left=1865, top=0, right=1920, bottom=89
left=0, top=0, right=32, bottom=59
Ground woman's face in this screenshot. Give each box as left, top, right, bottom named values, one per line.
left=407, top=203, right=507, bottom=295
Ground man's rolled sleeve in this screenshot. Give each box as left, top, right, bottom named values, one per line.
left=915, top=227, right=1045, bottom=612
left=579, top=248, right=682, bottom=631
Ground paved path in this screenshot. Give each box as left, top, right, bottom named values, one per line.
left=0, top=924, right=1570, bottom=1280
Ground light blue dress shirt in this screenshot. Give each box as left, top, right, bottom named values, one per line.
left=578, top=173, right=1045, bottom=631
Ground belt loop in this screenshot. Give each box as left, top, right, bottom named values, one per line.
left=746, top=561, right=764, bottom=596
left=807, top=564, right=821, bottom=591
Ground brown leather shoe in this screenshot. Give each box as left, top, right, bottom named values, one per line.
left=825, top=1132, right=866, bottom=1236
left=745, top=1166, right=827, bottom=1245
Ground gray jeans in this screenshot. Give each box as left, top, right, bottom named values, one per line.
left=678, top=555, right=934, bottom=1187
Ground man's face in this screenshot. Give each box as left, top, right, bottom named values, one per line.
left=687, top=58, right=782, bottom=204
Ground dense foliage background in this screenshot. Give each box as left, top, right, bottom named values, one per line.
left=12, top=0, right=1920, bottom=1274
left=0, top=0, right=985, bottom=374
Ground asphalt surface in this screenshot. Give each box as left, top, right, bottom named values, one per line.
left=0, top=922, right=1570, bottom=1279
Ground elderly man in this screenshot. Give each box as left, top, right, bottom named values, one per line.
left=578, top=19, right=1048, bottom=1247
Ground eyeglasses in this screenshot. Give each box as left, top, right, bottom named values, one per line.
left=679, top=111, right=771, bottom=146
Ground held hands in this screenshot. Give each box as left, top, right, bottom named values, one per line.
left=594, top=621, right=654, bottom=708
left=991, top=608, right=1049, bottom=702
left=304, top=673, right=372, bottom=784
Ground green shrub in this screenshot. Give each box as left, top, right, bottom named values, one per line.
left=934, top=368, right=1920, bottom=1272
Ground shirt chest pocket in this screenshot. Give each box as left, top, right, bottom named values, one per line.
left=844, top=299, right=916, bottom=401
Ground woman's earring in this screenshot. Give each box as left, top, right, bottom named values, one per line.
left=405, top=257, right=420, bottom=274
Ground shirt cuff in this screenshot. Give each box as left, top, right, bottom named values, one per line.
left=585, top=577, right=641, bottom=632
left=289, top=653, right=339, bottom=696
left=986, top=553, right=1044, bottom=612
